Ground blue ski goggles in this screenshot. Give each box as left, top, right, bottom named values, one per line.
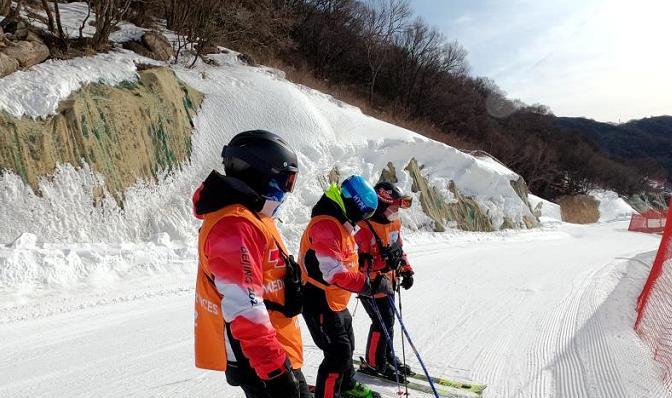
left=341, top=175, right=378, bottom=220
left=264, top=171, right=297, bottom=202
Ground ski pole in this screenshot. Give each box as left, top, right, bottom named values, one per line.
left=387, top=295, right=440, bottom=398
left=397, top=288, right=409, bottom=397
left=367, top=296, right=404, bottom=396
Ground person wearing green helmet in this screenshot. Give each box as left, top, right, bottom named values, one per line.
left=298, top=175, right=392, bottom=398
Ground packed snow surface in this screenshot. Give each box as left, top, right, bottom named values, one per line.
left=0, top=222, right=667, bottom=398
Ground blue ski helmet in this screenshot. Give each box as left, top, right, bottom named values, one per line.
left=341, top=175, right=378, bottom=222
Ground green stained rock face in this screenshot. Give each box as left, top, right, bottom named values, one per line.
left=0, top=67, right=203, bottom=199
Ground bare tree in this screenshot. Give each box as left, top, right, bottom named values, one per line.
left=79, top=0, right=92, bottom=39
left=361, top=0, right=410, bottom=102
left=397, top=19, right=442, bottom=107
left=39, top=0, right=55, bottom=33
left=53, top=1, right=67, bottom=41
left=92, top=0, right=133, bottom=50
left=439, top=40, right=468, bottom=76
left=162, top=0, right=191, bottom=31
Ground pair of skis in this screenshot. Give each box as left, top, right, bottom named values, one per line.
left=354, top=358, right=486, bottom=397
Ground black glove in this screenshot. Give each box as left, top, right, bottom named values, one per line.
left=400, top=274, right=414, bottom=290
left=398, top=265, right=414, bottom=290
left=265, top=365, right=300, bottom=398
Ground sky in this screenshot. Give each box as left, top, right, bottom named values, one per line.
left=410, top=0, right=672, bottom=123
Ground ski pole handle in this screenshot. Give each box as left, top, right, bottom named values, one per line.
left=386, top=295, right=440, bottom=398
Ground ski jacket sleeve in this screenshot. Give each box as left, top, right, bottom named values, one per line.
left=309, top=219, right=367, bottom=292
left=355, top=226, right=375, bottom=272
left=205, top=217, right=288, bottom=380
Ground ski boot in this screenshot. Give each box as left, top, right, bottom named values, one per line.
left=358, top=358, right=407, bottom=383
left=390, top=357, right=413, bottom=376
left=342, top=381, right=382, bottom=398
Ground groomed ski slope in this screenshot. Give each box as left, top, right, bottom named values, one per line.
left=0, top=221, right=668, bottom=398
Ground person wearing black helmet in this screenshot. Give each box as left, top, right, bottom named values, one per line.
left=355, top=181, right=415, bottom=382
left=192, top=130, right=310, bottom=398
left=299, top=176, right=392, bottom=398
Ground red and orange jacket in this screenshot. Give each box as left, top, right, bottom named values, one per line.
left=299, top=188, right=367, bottom=312
left=193, top=171, right=302, bottom=378
left=355, top=216, right=412, bottom=296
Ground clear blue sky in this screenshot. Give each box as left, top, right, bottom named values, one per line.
left=410, top=0, right=672, bottom=122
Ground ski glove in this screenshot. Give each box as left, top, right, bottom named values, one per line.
left=265, top=361, right=300, bottom=398
left=362, top=274, right=394, bottom=296
left=400, top=274, right=414, bottom=290
left=399, top=265, right=414, bottom=290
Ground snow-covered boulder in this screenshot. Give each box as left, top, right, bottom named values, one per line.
left=590, top=190, right=636, bottom=222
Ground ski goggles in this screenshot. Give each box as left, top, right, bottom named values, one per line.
left=378, top=192, right=413, bottom=209
left=342, top=175, right=378, bottom=220
left=273, top=170, right=298, bottom=193
left=397, top=195, right=413, bottom=209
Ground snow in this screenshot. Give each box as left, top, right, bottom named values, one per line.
left=591, top=190, right=637, bottom=222
left=24, top=2, right=146, bottom=43
left=529, top=194, right=563, bottom=222
left=0, top=222, right=668, bottom=397
left=0, top=50, right=160, bottom=118
left=0, top=50, right=536, bottom=255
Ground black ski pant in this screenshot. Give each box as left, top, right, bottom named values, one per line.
left=224, top=324, right=312, bottom=398
left=361, top=294, right=395, bottom=371
left=226, top=362, right=311, bottom=398
left=303, top=305, right=357, bottom=398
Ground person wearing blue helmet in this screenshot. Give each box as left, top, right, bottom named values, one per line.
left=299, top=175, right=393, bottom=398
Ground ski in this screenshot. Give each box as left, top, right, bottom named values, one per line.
left=308, top=384, right=384, bottom=398
left=354, top=358, right=486, bottom=396
left=355, top=370, right=463, bottom=397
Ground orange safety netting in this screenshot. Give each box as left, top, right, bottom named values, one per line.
left=629, top=210, right=668, bottom=233
left=635, top=200, right=672, bottom=389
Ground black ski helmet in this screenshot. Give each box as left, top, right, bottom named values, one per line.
left=222, top=130, right=298, bottom=196
left=374, top=181, right=412, bottom=212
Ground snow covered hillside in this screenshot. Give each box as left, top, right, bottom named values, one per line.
left=1, top=48, right=537, bottom=292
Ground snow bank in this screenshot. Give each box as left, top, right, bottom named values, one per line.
left=529, top=194, right=562, bottom=222
left=0, top=50, right=536, bottom=290
left=0, top=50, right=160, bottom=118
left=26, top=2, right=146, bottom=43
left=591, top=190, right=636, bottom=222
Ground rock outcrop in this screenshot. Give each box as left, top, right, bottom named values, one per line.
left=123, top=32, right=174, bottom=61
left=401, top=158, right=494, bottom=232
left=2, top=39, right=49, bottom=68
left=0, top=67, right=203, bottom=197
left=0, top=26, right=49, bottom=76
left=142, top=32, right=173, bottom=61
left=0, top=51, right=19, bottom=76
